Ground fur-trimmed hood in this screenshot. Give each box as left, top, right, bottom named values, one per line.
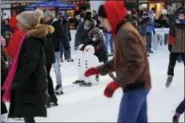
left=26, top=24, right=54, bottom=38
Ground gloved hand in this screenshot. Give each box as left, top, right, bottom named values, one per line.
left=104, top=81, right=120, bottom=98
left=84, top=67, right=99, bottom=77
left=168, top=44, right=172, bottom=52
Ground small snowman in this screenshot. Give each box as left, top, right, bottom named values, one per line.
left=74, top=45, right=100, bottom=87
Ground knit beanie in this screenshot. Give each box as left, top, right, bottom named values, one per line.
left=16, top=9, right=43, bottom=29
left=43, top=10, right=55, bottom=18
left=178, top=8, right=185, bottom=15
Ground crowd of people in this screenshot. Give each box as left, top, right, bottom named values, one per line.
left=1, top=1, right=185, bottom=123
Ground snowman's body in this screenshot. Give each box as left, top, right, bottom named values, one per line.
left=76, top=45, right=100, bottom=85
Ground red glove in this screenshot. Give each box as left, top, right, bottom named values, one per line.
left=80, top=47, right=84, bottom=51
left=84, top=67, right=99, bottom=77
left=104, top=81, right=120, bottom=98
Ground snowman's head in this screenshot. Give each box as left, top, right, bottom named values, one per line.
left=84, top=45, right=95, bottom=54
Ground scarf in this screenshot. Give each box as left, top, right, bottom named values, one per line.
left=2, top=34, right=25, bottom=102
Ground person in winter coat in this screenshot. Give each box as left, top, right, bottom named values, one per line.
left=139, top=16, right=150, bottom=56
left=41, top=25, right=58, bottom=107
left=1, top=18, right=13, bottom=36
left=82, top=27, right=108, bottom=63
left=166, top=9, right=185, bottom=87
left=7, top=10, right=48, bottom=123
left=1, top=18, right=13, bottom=47
left=173, top=98, right=185, bottom=123
left=74, top=11, right=95, bottom=49
left=43, top=10, right=65, bottom=95
left=146, top=10, right=155, bottom=54
left=1, top=37, right=9, bottom=123
left=84, top=1, right=151, bottom=122
left=59, top=16, right=74, bottom=62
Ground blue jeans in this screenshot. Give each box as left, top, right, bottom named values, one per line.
left=118, top=88, right=149, bottom=123
left=53, top=52, right=62, bottom=85
left=104, top=32, right=114, bottom=54
left=60, top=41, right=71, bottom=60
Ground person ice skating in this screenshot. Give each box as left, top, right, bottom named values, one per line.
left=2, top=9, right=48, bottom=123
left=1, top=36, right=9, bottom=123
left=43, top=10, right=65, bottom=95
left=166, top=8, right=185, bottom=87
left=74, top=11, right=95, bottom=50
left=42, top=25, right=58, bottom=106
left=146, top=9, right=155, bottom=54
left=58, top=14, right=74, bottom=62
left=85, top=1, right=151, bottom=122
left=173, top=98, right=185, bottom=123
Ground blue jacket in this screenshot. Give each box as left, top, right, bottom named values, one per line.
left=146, top=21, right=155, bottom=33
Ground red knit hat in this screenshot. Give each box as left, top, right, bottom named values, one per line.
left=103, top=0, right=127, bottom=36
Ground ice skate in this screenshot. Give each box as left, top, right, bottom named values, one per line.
left=149, top=49, right=154, bottom=53
left=55, top=84, right=64, bottom=95
left=73, top=80, right=84, bottom=84
left=166, top=75, right=173, bottom=87
left=79, top=81, right=92, bottom=87
left=173, top=115, right=179, bottom=123
left=50, top=94, right=58, bottom=106
left=0, top=113, right=8, bottom=123
left=66, top=58, right=74, bottom=62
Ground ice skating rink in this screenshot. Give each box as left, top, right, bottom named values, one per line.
left=7, top=31, right=184, bottom=122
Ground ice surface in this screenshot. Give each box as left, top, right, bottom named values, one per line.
left=7, top=31, right=184, bottom=122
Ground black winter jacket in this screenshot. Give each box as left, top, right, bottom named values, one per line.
left=50, top=19, right=68, bottom=51
left=75, top=21, right=92, bottom=47
left=8, top=25, right=50, bottom=118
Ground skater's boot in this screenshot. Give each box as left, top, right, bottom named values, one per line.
left=73, top=80, right=84, bottom=84
left=50, top=94, right=58, bottom=106
left=47, top=96, right=51, bottom=108
left=67, top=58, right=74, bottom=62
left=55, top=84, right=64, bottom=95
left=149, top=49, right=154, bottom=53
left=173, top=114, right=180, bottom=123
left=166, top=75, right=173, bottom=87
left=79, top=81, right=92, bottom=87
left=96, top=75, right=99, bottom=83
left=0, top=113, right=8, bottom=123
left=147, top=52, right=150, bottom=57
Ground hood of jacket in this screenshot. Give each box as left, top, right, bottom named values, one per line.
left=103, top=0, right=127, bottom=36
left=26, top=24, right=54, bottom=38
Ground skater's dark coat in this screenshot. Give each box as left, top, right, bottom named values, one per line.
left=8, top=25, right=50, bottom=118
left=1, top=48, right=8, bottom=114
left=75, top=21, right=92, bottom=47
left=44, top=26, right=55, bottom=66
left=49, top=19, right=68, bottom=52
left=97, top=3, right=151, bottom=91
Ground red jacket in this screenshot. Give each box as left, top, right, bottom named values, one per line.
left=6, top=31, right=25, bottom=58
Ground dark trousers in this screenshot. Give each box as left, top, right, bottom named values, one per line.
left=1, top=90, right=7, bottom=114
left=24, top=117, right=35, bottom=123
left=118, top=88, right=149, bottom=123
left=146, top=32, right=152, bottom=51
left=46, top=64, right=55, bottom=94
left=176, top=98, right=185, bottom=114
left=167, top=53, right=185, bottom=76
left=60, top=41, right=71, bottom=60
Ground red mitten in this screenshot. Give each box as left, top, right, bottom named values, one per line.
left=104, top=81, right=120, bottom=98
left=85, top=67, right=99, bottom=77
left=80, top=47, right=84, bottom=51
